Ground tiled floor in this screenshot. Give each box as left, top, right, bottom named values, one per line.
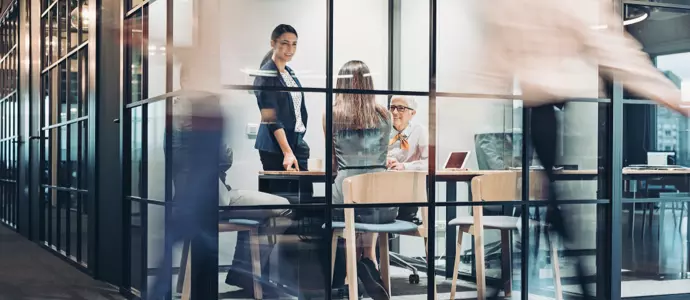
left=0, top=225, right=124, bottom=300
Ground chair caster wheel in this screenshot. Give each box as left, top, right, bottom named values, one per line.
left=409, top=274, right=420, bottom=284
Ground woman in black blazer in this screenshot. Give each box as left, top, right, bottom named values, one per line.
left=226, top=25, right=311, bottom=292
left=254, top=24, right=311, bottom=192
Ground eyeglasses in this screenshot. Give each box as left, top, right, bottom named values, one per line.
left=389, top=105, right=413, bottom=112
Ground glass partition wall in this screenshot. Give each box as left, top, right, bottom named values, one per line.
left=120, top=1, right=690, bottom=300
left=0, top=3, right=19, bottom=229
left=123, top=0, right=173, bottom=297
left=39, top=0, right=90, bottom=267
left=620, top=2, right=690, bottom=298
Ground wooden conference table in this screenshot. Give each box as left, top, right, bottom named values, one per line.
left=257, top=168, right=690, bottom=282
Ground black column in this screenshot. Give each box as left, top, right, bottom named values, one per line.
left=92, top=0, right=123, bottom=286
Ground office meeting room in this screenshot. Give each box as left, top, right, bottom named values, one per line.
left=121, top=0, right=690, bottom=300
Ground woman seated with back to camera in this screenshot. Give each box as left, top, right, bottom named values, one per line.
left=323, top=60, right=395, bottom=300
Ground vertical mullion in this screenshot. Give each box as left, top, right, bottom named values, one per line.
left=608, top=2, right=624, bottom=300
left=427, top=1, right=437, bottom=299
left=78, top=0, right=83, bottom=46
left=2, top=21, right=5, bottom=225
left=55, top=133, right=62, bottom=252
left=164, top=0, right=173, bottom=298
left=520, top=107, right=531, bottom=300
left=47, top=134, right=53, bottom=246
left=39, top=71, right=44, bottom=240
left=325, top=0, right=334, bottom=299
left=1, top=25, right=4, bottom=99
left=2, top=97, right=5, bottom=146
left=55, top=2, right=60, bottom=62
left=46, top=10, right=51, bottom=68
left=13, top=25, right=18, bottom=231
left=139, top=6, right=150, bottom=297
left=65, top=0, right=70, bottom=51
left=76, top=177, right=82, bottom=261
left=65, top=61, right=72, bottom=258
left=76, top=51, right=83, bottom=262
left=11, top=60, right=14, bottom=227
left=139, top=200, right=148, bottom=296
left=121, top=1, right=133, bottom=289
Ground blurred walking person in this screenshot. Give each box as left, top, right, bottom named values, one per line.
left=475, top=0, right=688, bottom=299
left=142, top=1, right=225, bottom=298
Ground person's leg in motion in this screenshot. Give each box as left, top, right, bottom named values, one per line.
left=149, top=127, right=221, bottom=299
left=529, top=103, right=590, bottom=299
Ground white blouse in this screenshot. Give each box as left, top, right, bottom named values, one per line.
left=280, top=71, right=306, bottom=133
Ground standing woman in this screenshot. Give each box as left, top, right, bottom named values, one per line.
left=254, top=24, right=310, bottom=182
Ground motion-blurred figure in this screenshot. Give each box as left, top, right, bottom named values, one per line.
left=137, top=2, right=225, bottom=298
left=476, top=0, right=688, bottom=299
left=147, top=64, right=224, bottom=300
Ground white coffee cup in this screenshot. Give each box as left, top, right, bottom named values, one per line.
left=308, top=158, right=324, bottom=171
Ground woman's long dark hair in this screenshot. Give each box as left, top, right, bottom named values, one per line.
left=333, top=60, right=388, bottom=130
left=260, top=24, right=299, bottom=68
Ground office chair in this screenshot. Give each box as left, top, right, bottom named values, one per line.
left=388, top=217, right=425, bottom=284
left=470, top=132, right=540, bottom=268
left=449, top=172, right=563, bottom=300
left=327, top=171, right=437, bottom=300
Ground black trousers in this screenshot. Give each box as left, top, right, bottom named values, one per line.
left=530, top=104, right=573, bottom=241
left=151, top=128, right=222, bottom=299
left=529, top=103, right=590, bottom=298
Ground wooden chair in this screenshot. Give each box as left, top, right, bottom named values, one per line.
left=448, top=171, right=563, bottom=300
left=179, top=219, right=266, bottom=300
left=328, top=171, right=436, bottom=300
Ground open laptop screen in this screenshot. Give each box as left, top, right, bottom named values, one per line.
left=445, top=151, right=470, bottom=169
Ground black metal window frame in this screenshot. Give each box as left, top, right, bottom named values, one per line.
left=117, top=0, right=690, bottom=300
left=121, top=0, right=173, bottom=297
left=37, top=0, right=91, bottom=270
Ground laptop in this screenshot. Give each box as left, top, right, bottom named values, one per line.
left=444, top=151, right=471, bottom=170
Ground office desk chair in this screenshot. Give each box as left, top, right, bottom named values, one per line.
left=388, top=217, right=425, bottom=285
left=326, top=171, right=437, bottom=300
left=448, top=172, right=563, bottom=300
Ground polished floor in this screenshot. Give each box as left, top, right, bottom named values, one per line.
left=0, top=225, right=124, bottom=300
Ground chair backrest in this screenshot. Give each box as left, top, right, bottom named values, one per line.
left=470, top=171, right=549, bottom=202
left=343, top=171, right=427, bottom=205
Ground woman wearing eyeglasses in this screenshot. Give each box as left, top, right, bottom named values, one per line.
left=386, top=96, right=429, bottom=171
